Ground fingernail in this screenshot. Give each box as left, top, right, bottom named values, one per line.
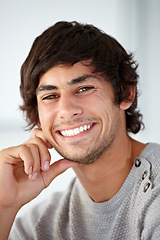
left=31, top=172, right=38, bottom=181
left=28, top=166, right=33, bottom=175
left=44, top=161, right=50, bottom=171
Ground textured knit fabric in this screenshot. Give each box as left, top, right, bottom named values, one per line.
left=9, top=143, right=160, bottom=240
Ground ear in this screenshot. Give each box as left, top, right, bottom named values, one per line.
left=119, top=86, right=136, bottom=110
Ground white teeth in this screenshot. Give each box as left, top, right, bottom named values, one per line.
left=74, top=128, right=80, bottom=135
left=60, top=124, right=91, bottom=137
left=79, top=126, right=84, bottom=132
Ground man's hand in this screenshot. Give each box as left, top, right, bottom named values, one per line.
left=0, top=128, right=78, bottom=209
left=0, top=128, right=79, bottom=239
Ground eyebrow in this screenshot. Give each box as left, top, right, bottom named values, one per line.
left=68, top=74, right=98, bottom=85
left=36, top=85, right=57, bottom=94
left=36, top=74, right=98, bottom=95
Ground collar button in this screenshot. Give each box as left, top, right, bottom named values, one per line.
left=135, top=158, right=141, bottom=167
left=143, top=182, right=151, bottom=193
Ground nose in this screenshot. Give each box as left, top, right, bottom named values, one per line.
left=57, top=94, right=83, bottom=120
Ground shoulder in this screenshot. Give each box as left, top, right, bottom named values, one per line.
left=140, top=143, right=160, bottom=183
left=128, top=143, right=160, bottom=238
left=131, top=142, right=160, bottom=212
left=139, top=143, right=160, bottom=222
left=140, top=142, right=160, bottom=161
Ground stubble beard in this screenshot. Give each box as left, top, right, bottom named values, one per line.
left=53, top=127, right=118, bottom=165
left=52, top=115, right=119, bottom=165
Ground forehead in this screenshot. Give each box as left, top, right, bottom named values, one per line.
left=38, top=62, right=97, bottom=87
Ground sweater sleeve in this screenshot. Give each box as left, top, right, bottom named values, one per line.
left=8, top=191, right=64, bottom=240
left=8, top=178, right=77, bottom=240
left=9, top=205, right=40, bottom=240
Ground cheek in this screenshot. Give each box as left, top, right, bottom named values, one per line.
left=101, top=104, right=119, bottom=128
left=38, top=104, right=55, bottom=128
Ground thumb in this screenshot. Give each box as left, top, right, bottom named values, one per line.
left=41, top=159, right=79, bottom=188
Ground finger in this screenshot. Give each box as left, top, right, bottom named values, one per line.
left=30, top=128, right=53, bottom=149
left=41, top=159, right=79, bottom=188
left=2, top=145, right=35, bottom=176
left=25, top=137, right=51, bottom=172
left=25, top=143, right=41, bottom=176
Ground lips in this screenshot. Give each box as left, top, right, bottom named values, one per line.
left=59, top=124, right=93, bottom=137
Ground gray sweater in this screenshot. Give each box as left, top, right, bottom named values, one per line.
left=9, top=143, right=160, bottom=239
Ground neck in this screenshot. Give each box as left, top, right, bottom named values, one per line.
left=73, top=136, right=146, bottom=203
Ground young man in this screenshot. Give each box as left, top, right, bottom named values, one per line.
left=0, top=21, right=160, bottom=240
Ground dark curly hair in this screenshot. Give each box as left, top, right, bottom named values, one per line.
left=20, top=21, right=144, bottom=133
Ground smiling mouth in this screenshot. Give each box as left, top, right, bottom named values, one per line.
left=59, top=124, right=93, bottom=137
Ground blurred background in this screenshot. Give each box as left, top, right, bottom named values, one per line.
left=0, top=0, right=160, bottom=214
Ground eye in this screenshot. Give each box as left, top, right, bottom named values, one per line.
left=77, top=86, right=95, bottom=94
left=42, top=94, right=60, bottom=100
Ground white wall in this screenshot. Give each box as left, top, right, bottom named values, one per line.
left=0, top=0, right=160, bottom=213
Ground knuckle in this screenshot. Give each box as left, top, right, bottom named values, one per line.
left=31, top=136, right=43, bottom=144
left=19, top=144, right=29, bottom=153
left=18, top=144, right=33, bottom=162
left=28, top=143, right=39, bottom=151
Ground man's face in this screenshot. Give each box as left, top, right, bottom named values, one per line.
left=37, top=62, right=123, bottom=164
